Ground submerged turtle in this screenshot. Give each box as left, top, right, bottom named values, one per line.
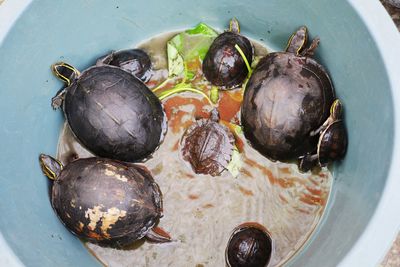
left=97, top=49, right=152, bottom=82
left=203, top=18, right=253, bottom=89
left=241, top=26, right=335, bottom=161
left=39, top=154, right=171, bottom=247
left=51, top=62, right=167, bottom=162
left=225, top=222, right=273, bottom=267
left=181, top=109, right=235, bottom=176
left=298, top=99, right=348, bottom=172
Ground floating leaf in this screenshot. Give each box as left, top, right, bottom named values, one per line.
left=227, top=147, right=242, bottom=177
left=167, top=23, right=218, bottom=79
left=156, top=82, right=213, bottom=105
left=210, top=86, right=219, bottom=104
left=167, top=41, right=184, bottom=77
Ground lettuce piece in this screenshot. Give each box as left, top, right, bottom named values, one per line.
left=167, top=23, right=218, bottom=78
left=227, top=147, right=242, bottom=178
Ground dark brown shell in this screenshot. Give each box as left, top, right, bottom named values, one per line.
left=241, top=52, right=335, bottom=161
left=226, top=223, right=272, bottom=267
left=203, top=32, right=253, bottom=89
left=51, top=157, right=162, bottom=247
left=318, top=120, right=347, bottom=165
left=181, top=118, right=235, bottom=176
left=99, top=49, right=152, bottom=82
left=64, top=65, right=167, bottom=162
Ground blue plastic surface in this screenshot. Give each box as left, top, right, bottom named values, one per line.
left=0, top=1, right=398, bottom=266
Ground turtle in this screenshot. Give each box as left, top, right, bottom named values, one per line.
left=96, top=49, right=153, bottom=82
left=202, top=18, right=253, bottom=89
left=181, top=108, right=235, bottom=176
left=225, top=222, right=273, bottom=267
left=241, top=26, right=335, bottom=162
left=39, top=154, right=171, bottom=247
left=51, top=62, right=167, bottom=162
left=298, top=99, right=348, bottom=172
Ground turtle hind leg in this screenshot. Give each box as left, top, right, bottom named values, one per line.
left=96, top=51, right=115, bottom=66
left=51, top=88, right=66, bottom=110
left=298, top=153, right=318, bottom=172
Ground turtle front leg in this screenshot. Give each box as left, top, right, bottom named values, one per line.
left=301, top=37, right=320, bottom=57
left=298, top=153, right=318, bottom=172
left=51, top=88, right=67, bottom=110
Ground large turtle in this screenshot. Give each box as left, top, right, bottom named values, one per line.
left=241, top=26, right=335, bottom=161
left=203, top=18, right=253, bottom=89
left=51, top=62, right=167, bottom=162
left=39, top=154, right=171, bottom=247
left=181, top=109, right=235, bottom=176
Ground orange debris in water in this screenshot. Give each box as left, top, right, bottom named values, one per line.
left=238, top=186, right=254, bottom=196
left=218, top=90, right=243, bottom=122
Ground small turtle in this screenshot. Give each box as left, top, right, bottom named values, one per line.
left=225, top=222, right=273, bottom=267
left=39, top=154, right=171, bottom=247
left=51, top=62, right=167, bottom=162
left=203, top=18, right=253, bottom=89
left=298, top=99, right=348, bottom=172
left=96, top=49, right=152, bottom=82
left=181, top=109, right=235, bottom=176
left=241, top=26, right=335, bottom=161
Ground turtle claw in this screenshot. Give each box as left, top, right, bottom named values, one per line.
left=145, top=227, right=173, bottom=243
left=51, top=88, right=66, bottom=110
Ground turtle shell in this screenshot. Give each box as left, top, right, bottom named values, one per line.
left=318, top=120, right=347, bottom=165
left=181, top=118, right=235, bottom=176
left=101, top=49, right=152, bottom=82
left=225, top=223, right=272, bottom=267
left=63, top=65, right=167, bottom=162
left=241, top=52, right=335, bottom=161
left=203, top=31, right=253, bottom=89
left=51, top=157, right=162, bottom=247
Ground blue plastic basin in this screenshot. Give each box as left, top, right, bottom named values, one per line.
left=1, top=0, right=400, bottom=266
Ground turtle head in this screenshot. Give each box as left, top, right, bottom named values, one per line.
left=51, top=62, right=80, bottom=86
left=39, top=154, right=63, bottom=180
left=330, top=99, right=343, bottom=120
left=286, top=26, right=308, bottom=55
left=229, top=18, right=240, bottom=34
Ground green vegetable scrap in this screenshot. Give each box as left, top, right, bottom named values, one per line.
left=156, top=82, right=213, bottom=105
left=210, top=86, right=220, bottom=104
left=227, top=147, right=242, bottom=178
left=167, top=23, right=218, bottom=79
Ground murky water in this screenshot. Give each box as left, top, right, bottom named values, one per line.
left=57, top=30, right=332, bottom=267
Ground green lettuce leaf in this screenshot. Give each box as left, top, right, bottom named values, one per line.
left=167, top=23, right=218, bottom=78
left=227, top=147, right=242, bottom=178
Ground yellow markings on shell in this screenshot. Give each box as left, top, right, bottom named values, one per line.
left=85, top=205, right=103, bottom=231
left=78, top=222, right=84, bottom=232
left=100, top=207, right=127, bottom=237
left=85, top=205, right=127, bottom=237
left=70, top=199, right=76, bottom=208
left=104, top=168, right=128, bottom=182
